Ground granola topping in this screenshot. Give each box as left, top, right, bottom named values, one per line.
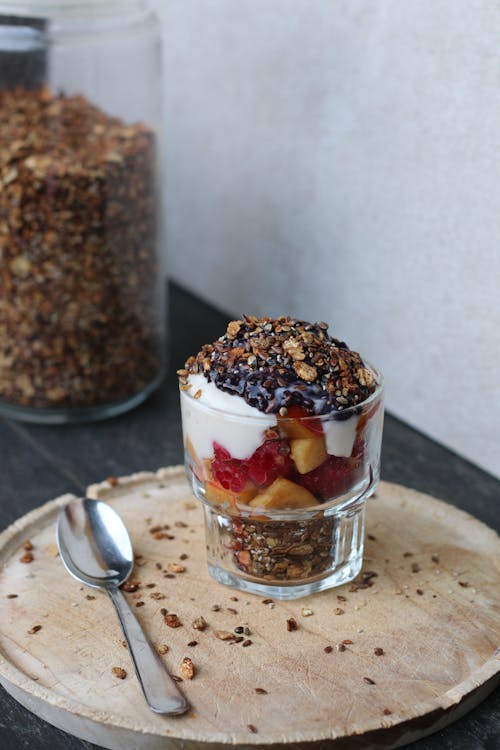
left=180, top=316, right=376, bottom=416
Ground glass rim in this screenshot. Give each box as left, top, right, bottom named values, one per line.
left=179, top=361, right=383, bottom=424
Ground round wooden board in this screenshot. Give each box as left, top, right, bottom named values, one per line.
left=0, top=467, right=499, bottom=750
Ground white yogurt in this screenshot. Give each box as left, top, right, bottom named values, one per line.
left=181, top=374, right=276, bottom=460
left=325, top=415, right=358, bottom=457
left=181, top=373, right=358, bottom=461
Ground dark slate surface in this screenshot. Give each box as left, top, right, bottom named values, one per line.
left=0, top=282, right=498, bottom=750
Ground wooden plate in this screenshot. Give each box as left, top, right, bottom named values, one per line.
left=0, top=467, right=499, bottom=750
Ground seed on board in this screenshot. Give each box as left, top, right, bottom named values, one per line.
left=411, top=562, right=420, bottom=573
left=165, top=613, right=182, bottom=628
left=179, top=657, right=195, bottom=680
left=112, top=667, right=126, bottom=679
left=286, top=618, right=298, bottom=632
left=187, top=641, right=198, bottom=647
left=157, top=644, right=169, bottom=655
left=150, top=592, right=166, bottom=600
left=334, top=607, right=345, bottom=616
left=363, top=677, right=376, bottom=685
left=247, top=724, right=258, bottom=734
left=23, top=540, right=33, bottom=551
left=192, top=616, right=208, bottom=631
left=242, top=639, right=252, bottom=647
left=6, top=594, right=18, bottom=599
left=383, top=708, right=392, bottom=715
left=431, top=553, right=440, bottom=563
left=211, top=604, right=221, bottom=612
left=167, top=563, right=186, bottom=574
left=255, top=688, right=268, bottom=694
left=324, top=645, right=333, bottom=653
left=20, top=552, right=34, bottom=563
left=374, top=647, right=384, bottom=656
left=227, top=607, right=238, bottom=615
left=27, top=625, right=42, bottom=634
left=335, top=643, right=346, bottom=652
left=215, top=630, right=235, bottom=641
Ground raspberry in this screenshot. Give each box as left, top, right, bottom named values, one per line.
left=246, top=439, right=292, bottom=487
left=296, top=456, right=354, bottom=500
left=211, top=443, right=249, bottom=492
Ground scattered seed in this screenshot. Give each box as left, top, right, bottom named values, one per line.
left=431, top=553, right=440, bottom=563
left=255, top=688, right=267, bottom=694
left=342, top=639, right=354, bottom=645
left=150, top=592, right=166, bottom=600
left=160, top=607, right=168, bottom=616
left=158, top=644, right=169, bottom=655
left=232, top=636, right=244, bottom=644
left=242, top=639, right=252, bottom=647
left=403, top=551, right=413, bottom=558
left=121, top=581, right=140, bottom=593
left=180, top=553, right=188, bottom=560
left=112, top=667, right=126, bottom=679
left=324, top=645, right=333, bottom=653
left=458, top=581, right=470, bottom=588
left=374, top=647, right=384, bottom=656
left=215, top=630, right=235, bottom=641
left=227, top=607, right=238, bottom=615
left=286, top=617, right=298, bottom=632
left=179, top=657, right=195, bottom=679
left=165, top=613, right=182, bottom=628
left=28, top=625, right=42, bottom=634
left=121, top=640, right=127, bottom=648
left=23, top=540, right=33, bottom=551
left=145, top=583, right=156, bottom=588
left=230, top=596, right=239, bottom=601
left=192, top=616, right=208, bottom=631
left=211, top=604, right=221, bottom=612
left=20, top=552, right=34, bottom=564
left=367, top=534, right=377, bottom=541
left=167, top=563, right=186, bottom=573
left=335, top=643, right=346, bottom=652
left=262, top=598, right=274, bottom=605
left=170, top=674, right=182, bottom=682
left=247, top=724, right=257, bottom=734
left=416, top=589, right=424, bottom=596
left=363, top=677, right=376, bottom=685
left=85, top=595, right=96, bottom=601
left=155, top=562, right=162, bottom=570
left=7, top=594, right=18, bottom=599
left=337, top=595, right=347, bottom=602
left=107, top=477, right=119, bottom=487
left=187, top=641, right=198, bottom=647
left=411, top=562, right=420, bottom=573
left=334, top=607, right=345, bottom=616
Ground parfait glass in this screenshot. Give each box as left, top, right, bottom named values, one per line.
left=180, top=367, right=384, bottom=600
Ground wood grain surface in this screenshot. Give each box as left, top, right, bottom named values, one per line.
left=0, top=468, right=499, bottom=750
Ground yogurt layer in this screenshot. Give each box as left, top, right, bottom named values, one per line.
left=181, top=374, right=276, bottom=460
left=182, top=374, right=358, bottom=461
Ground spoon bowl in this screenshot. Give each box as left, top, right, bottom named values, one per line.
left=57, top=497, right=189, bottom=715
left=57, top=498, right=133, bottom=588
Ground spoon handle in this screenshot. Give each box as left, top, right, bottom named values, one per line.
left=108, top=587, right=189, bottom=715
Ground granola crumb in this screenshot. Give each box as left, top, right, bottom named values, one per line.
left=334, top=607, right=345, bottom=616
left=150, top=592, right=166, bottom=600
left=160, top=607, right=168, bottom=616
left=192, top=616, right=208, bottom=631
left=179, top=657, right=195, bottom=680
left=23, top=540, right=33, bottom=551
left=165, top=613, right=182, bottom=628
left=158, top=644, right=169, bottom=655
left=215, top=630, right=235, bottom=641
left=335, top=643, right=346, bottom=652
left=411, top=562, right=420, bottom=573
left=301, top=607, right=314, bottom=617
left=107, top=477, right=119, bottom=487
left=112, top=667, right=127, bottom=679
left=431, top=553, right=440, bottom=563
left=167, top=563, right=186, bottom=573
left=20, top=552, right=34, bottom=563
left=286, top=617, right=298, bottom=632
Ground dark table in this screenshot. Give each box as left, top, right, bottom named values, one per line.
left=0, top=282, right=499, bottom=750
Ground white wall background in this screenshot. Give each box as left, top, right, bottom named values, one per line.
left=152, top=0, right=500, bottom=479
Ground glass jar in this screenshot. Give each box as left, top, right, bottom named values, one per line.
left=180, top=366, right=384, bottom=600
left=0, top=1, right=165, bottom=423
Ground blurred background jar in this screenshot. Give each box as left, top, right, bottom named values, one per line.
left=0, top=0, right=166, bottom=423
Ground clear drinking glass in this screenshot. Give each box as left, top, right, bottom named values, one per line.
left=0, top=1, right=166, bottom=423
left=180, top=366, right=384, bottom=600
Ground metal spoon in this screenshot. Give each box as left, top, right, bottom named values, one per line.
left=56, top=497, right=189, bottom=715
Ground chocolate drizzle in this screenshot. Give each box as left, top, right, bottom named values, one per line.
left=179, top=316, right=376, bottom=416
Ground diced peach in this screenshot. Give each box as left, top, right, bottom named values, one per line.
left=277, top=417, right=322, bottom=440
left=185, top=436, right=204, bottom=478
left=290, top=437, right=328, bottom=474
left=249, top=477, right=319, bottom=510
left=205, top=480, right=258, bottom=507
